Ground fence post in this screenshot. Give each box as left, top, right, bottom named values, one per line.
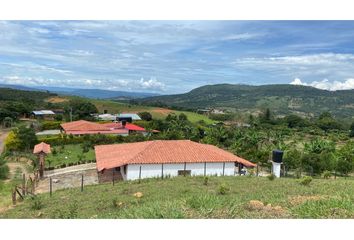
left=31, top=177, right=35, bottom=194
left=204, top=162, right=206, bottom=176
left=12, top=188, right=16, bottom=205
left=81, top=174, right=84, bottom=192
left=222, top=162, right=225, bottom=176
left=112, top=170, right=115, bottom=186
left=138, top=166, right=142, bottom=183
left=256, top=165, right=259, bottom=177
left=50, top=177, right=52, bottom=197
left=22, top=173, right=26, bottom=196
left=161, top=164, right=164, bottom=179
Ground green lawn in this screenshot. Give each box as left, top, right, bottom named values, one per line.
left=46, top=144, right=95, bottom=168
left=1, top=176, right=353, bottom=218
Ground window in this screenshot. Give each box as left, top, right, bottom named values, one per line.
left=178, top=170, right=191, bottom=176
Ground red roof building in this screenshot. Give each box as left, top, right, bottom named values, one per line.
left=60, top=120, right=147, bottom=136
left=95, top=140, right=256, bottom=181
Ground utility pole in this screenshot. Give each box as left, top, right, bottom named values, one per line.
left=70, top=107, right=73, bottom=122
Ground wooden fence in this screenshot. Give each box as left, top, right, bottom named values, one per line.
left=12, top=172, right=39, bottom=205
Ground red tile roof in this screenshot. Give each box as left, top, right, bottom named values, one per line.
left=65, top=129, right=129, bottom=135
left=61, top=120, right=108, bottom=131
left=95, top=140, right=256, bottom=171
left=125, top=123, right=146, bottom=131
left=61, top=120, right=156, bottom=135
left=33, top=142, right=51, bottom=154
left=100, top=122, right=123, bottom=129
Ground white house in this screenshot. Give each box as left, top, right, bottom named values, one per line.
left=94, top=140, right=256, bottom=182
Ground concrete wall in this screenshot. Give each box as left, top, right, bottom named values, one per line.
left=126, top=162, right=235, bottom=180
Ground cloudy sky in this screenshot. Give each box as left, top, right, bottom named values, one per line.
left=1, top=20, right=354, bottom=93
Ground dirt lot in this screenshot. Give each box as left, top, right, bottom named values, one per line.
left=36, top=163, right=98, bottom=193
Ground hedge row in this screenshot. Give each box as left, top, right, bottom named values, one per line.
left=40, top=121, right=62, bottom=130
left=40, top=133, right=148, bottom=146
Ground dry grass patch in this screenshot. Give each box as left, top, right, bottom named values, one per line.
left=46, top=96, right=69, bottom=103
left=247, top=200, right=287, bottom=217
left=288, top=195, right=325, bottom=206
left=151, top=108, right=173, bottom=115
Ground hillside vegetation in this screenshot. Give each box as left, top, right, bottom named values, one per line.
left=1, top=176, right=353, bottom=218
left=136, top=84, right=354, bottom=118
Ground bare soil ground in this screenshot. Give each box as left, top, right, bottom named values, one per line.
left=36, top=163, right=98, bottom=193
left=0, top=129, right=10, bottom=154
left=45, top=96, right=69, bottom=103
left=151, top=108, right=173, bottom=115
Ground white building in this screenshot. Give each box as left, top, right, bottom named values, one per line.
left=94, top=140, right=256, bottom=182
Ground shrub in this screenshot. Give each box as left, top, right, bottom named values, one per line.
left=52, top=148, right=57, bottom=155
left=203, top=176, right=209, bottom=186
left=30, top=197, right=43, bottom=210
left=41, top=121, right=61, bottom=130
left=267, top=174, right=276, bottom=181
left=67, top=201, right=78, bottom=218
left=0, top=156, right=9, bottom=179
left=299, top=176, right=313, bottom=186
left=82, top=142, right=91, bottom=153
left=217, top=183, right=229, bottom=195
left=323, top=170, right=332, bottom=179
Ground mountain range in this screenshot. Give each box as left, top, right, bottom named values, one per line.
left=0, top=84, right=158, bottom=100
left=136, top=84, right=354, bottom=118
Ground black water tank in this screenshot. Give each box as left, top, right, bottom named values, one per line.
left=272, top=150, right=283, bottom=163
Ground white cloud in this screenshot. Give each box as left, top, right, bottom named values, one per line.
left=222, top=33, right=262, bottom=41
left=290, top=77, right=354, bottom=91
left=1, top=75, right=165, bottom=92
left=138, top=77, right=165, bottom=90
left=290, top=78, right=304, bottom=85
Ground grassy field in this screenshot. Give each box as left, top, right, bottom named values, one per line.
left=46, top=144, right=95, bottom=168
left=1, top=176, right=353, bottom=218
left=90, top=99, right=215, bottom=124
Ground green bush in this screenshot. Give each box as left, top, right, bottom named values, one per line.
left=322, top=170, right=332, bottom=179
left=267, top=174, right=276, bottom=181
left=0, top=156, right=9, bottom=179
left=41, top=121, right=62, bottom=130
left=299, top=176, right=313, bottom=186
left=203, top=176, right=209, bottom=186
left=30, top=197, right=43, bottom=210
left=217, top=183, right=230, bottom=195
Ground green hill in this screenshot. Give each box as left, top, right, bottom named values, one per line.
left=137, top=84, right=354, bottom=118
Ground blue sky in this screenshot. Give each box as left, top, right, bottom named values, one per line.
left=1, top=20, right=354, bottom=93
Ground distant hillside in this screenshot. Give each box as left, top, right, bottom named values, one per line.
left=0, top=84, right=159, bottom=99
left=0, top=87, right=56, bottom=103
left=137, top=84, right=354, bottom=118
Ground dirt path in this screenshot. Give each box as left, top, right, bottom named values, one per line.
left=7, top=162, right=31, bottom=178
left=0, top=129, right=10, bottom=154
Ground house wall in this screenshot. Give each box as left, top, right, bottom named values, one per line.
left=126, top=162, right=235, bottom=180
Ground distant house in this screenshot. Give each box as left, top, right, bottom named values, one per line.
left=94, top=140, right=256, bottom=182
left=60, top=120, right=129, bottom=136
left=31, top=110, right=55, bottom=120
left=97, top=114, right=117, bottom=121
left=60, top=120, right=154, bottom=136
left=117, top=113, right=142, bottom=122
